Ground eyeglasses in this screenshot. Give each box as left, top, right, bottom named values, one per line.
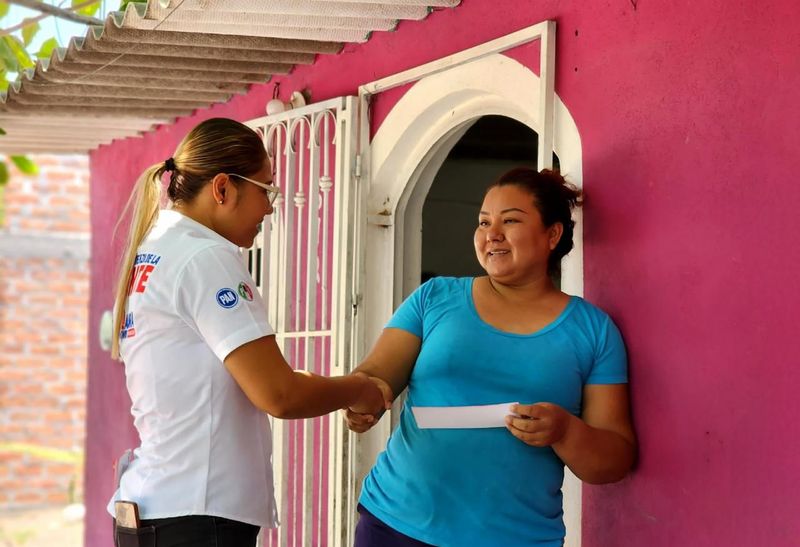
left=227, top=173, right=281, bottom=204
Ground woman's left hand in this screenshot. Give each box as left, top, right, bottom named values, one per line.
left=505, top=402, right=573, bottom=447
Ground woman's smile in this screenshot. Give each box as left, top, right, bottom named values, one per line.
left=487, top=248, right=510, bottom=257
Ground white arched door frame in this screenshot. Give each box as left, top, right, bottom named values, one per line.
left=358, top=45, right=586, bottom=546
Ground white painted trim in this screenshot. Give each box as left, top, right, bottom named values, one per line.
left=538, top=21, right=556, bottom=170
left=361, top=21, right=552, bottom=95
left=362, top=53, right=585, bottom=546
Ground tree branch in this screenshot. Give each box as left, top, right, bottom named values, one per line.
left=6, top=0, right=103, bottom=27
left=0, top=12, right=50, bottom=37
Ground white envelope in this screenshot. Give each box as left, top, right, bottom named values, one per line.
left=411, top=402, right=518, bottom=429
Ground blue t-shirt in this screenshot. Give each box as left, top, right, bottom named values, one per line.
left=359, top=277, right=627, bottom=547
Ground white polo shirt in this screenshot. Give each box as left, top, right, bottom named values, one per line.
left=107, top=209, right=277, bottom=528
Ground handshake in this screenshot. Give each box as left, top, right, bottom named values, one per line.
left=343, top=372, right=393, bottom=433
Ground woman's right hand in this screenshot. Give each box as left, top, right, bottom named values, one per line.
left=342, top=373, right=392, bottom=433
left=342, top=407, right=380, bottom=433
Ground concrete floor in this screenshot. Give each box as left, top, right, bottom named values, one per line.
left=0, top=505, right=83, bottom=547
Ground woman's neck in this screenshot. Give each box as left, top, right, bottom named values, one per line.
left=486, top=273, right=559, bottom=303
left=173, top=201, right=215, bottom=233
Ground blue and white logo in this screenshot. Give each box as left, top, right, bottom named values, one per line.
left=216, top=288, right=239, bottom=309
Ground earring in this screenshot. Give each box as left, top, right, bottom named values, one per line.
left=218, top=200, right=224, bottom=204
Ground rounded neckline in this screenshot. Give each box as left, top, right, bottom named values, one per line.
left=464, top=277, right=577, bottom=338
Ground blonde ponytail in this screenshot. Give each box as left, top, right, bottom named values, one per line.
left=110, top=118, right=267, bottom=360
left=111, top=164, right=164, bottom=360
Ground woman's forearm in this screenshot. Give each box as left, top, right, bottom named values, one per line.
left=552, top=414, right=636, bottom=484
left=268, top=372, right=366, bottom=419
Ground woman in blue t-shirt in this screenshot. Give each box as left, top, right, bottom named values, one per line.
left=343, top=167, right=636, bottom=547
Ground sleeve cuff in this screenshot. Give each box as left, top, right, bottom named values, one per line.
left=585, top=375, right=628, bottom=385
left=212, top=322, right=274, bottom=362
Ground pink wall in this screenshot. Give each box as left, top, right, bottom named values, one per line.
left=86, top=1, right=800, bottom=546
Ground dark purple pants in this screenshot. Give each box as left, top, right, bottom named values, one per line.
left=355, top=504, right=437, bottom=547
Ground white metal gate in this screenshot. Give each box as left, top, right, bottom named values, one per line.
left=245, top=96, right=364, bottom=547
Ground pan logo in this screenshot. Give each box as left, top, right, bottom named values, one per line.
left=216, top=288, right=239, bottom=309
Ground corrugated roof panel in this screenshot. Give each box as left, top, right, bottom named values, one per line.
left=97, top=24, right=345, bottom=52
left=37, top=63, right=273, bottom=84
left=119, top=17, right=375, bottom=43
left=19, top=82, right=235, bottom=103
left=0, top=0, right=461, bottom=154
left=82, top=38, right=318, bottom=65
left=140, top=10, right=401, bottom=32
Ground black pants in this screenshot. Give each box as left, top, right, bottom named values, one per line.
left=114, top=515, right=260, bottom=547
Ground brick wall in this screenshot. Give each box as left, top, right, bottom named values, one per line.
left=0, top=155, right=90, bottom=509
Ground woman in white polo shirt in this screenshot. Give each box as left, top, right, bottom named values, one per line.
left=107, top=118, right=391, bottom=547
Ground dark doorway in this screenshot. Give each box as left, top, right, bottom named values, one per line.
left=420, top=116, right=544, bottom=281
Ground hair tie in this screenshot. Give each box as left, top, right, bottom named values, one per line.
left=164, top=157, right=176, bottom=172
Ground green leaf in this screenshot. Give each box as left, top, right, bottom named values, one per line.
left=0, top=40, right=17, bottom=72
left=0, top=127, right=6, bottom=135
left=0, top=178, right=6, bottom=227
left=0, top=36, right=34, bottom=71
left=0, top=2, right=9, bottom=20
left=0, top=162, right=8, bottom=186
left=11, top=155, right=38, bottom=175
left=36, top=37, right=58, bottom=60
left=22, top=21, right=40, bottom=47
left=0, top=63, right=8, bottom=92
left=74, top=0, right=101, bottom=17
left=119, top=0, right=146, bottom=11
